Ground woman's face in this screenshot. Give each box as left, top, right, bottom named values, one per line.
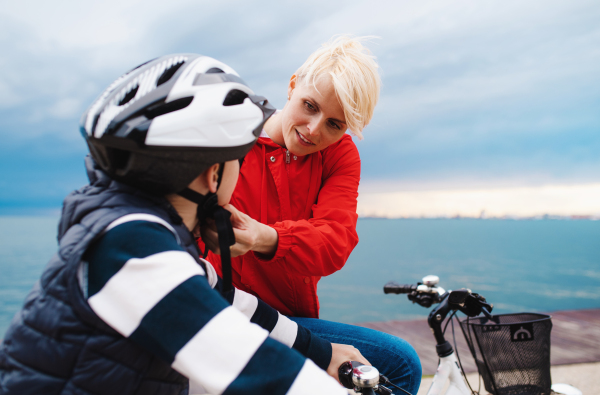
left=280, top=75, right=347, bottom=156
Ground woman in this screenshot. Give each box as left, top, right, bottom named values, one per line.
left=202, top=35, right=375, bottom=318
left=201, top=36, right=422, bottom=394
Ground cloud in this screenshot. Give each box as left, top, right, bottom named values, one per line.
left=1, top=0, right=599, bottom=210
left=358, top=183, right=600, bottom=218
left=46, top=98, right=83, bottom=120
left=348, top=0, right=600, bottom=182
left=0, top=0, right=343, bottom=136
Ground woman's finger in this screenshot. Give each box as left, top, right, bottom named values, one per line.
left=224, top=204, right=247, bottom=228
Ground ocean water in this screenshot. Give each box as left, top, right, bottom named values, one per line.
left=319, top=218, right=600, bottom=323
left=0, top=216, right=60, bottom=338
left=1, top=216, right=599, bottom=338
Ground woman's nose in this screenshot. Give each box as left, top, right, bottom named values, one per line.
left=307, top=117, right=324, bottom=137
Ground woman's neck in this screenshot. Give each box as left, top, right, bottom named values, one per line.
left=263, top=112, right=286, bottom=147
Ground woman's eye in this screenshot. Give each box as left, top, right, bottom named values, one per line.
left=328, top=120, right=340, bottom=130
left=304, top=101, right=316, bottom=111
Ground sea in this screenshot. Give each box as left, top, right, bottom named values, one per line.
left=1, top=215, right=599, bottom=338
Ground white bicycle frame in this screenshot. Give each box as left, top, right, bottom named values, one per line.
left=387, top=276, right=581, bottom=395
left=425, top=352, right=582, bottom=395
left=426, top=353, right=470, bottom=395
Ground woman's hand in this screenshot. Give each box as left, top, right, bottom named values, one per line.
left=226, top=204, right=278, bottom=258
left=200, top=204, right=278, bottom=258
left=327, top=343, right=371, bottom=384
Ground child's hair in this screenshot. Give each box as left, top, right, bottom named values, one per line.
left=294, top=35, right=381, bottom=140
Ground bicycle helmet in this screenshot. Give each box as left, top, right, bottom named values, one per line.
left=80, top=53, right=275, bottom=196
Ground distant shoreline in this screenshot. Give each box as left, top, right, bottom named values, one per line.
left=1, top=209, right=599, bottom=221
left=359, top=215, right=600, bottom=221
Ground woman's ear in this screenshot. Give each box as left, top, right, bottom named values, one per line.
left=287, top=74, right=297, bottom=100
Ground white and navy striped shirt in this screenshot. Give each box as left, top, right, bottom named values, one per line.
left=80, top=214, right=345, bottom=395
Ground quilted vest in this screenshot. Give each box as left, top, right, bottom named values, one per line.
left=0, top=157, right=202, bottom=395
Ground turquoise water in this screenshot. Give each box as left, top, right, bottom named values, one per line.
left=1, top=216, right=599, bottom=337
left=319, top=218, right=600, bottom=323
left=0, top=216, right=60, bottom=338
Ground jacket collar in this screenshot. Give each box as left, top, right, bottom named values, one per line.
left=257, top=136, right=287, bottom=150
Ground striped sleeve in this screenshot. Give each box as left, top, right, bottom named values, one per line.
left=221, top=283, right=332, bottom=370
left=84, top=216, right=344, bottom=395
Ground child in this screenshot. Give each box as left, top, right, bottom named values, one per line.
left=0, top=54, right=361, bottom=394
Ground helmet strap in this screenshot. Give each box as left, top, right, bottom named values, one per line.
left=177, top=162, right=235, bottom=294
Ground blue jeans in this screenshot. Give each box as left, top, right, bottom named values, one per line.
left=290, top=317, right=422, bottom=395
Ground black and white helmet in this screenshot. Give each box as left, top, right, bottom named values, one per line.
left=80, top=54, right=275, bottom=195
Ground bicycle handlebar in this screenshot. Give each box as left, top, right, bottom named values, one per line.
left=383, top=282, right=417, bottom=294
left=338, top=361, right=394, bottom=395
left=384, top=276, right=493, bottom=316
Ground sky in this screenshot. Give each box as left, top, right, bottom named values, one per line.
left=0, top=0, right=599, bottom=217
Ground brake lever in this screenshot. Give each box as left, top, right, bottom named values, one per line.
left=480, top=305, right=493, bottom=319
left=375, top=384, right=393, bottom=394
left=408, top=292, right=435, bottom=308
left=453, top=291, right=494, bottom=317
left=407, top=284, right=444, bottom=308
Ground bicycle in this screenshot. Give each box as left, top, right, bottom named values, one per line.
left=375, top=275, right=582, bottom=395
left=337, top=275, right=487, bottom=395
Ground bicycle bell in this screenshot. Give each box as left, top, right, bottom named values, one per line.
left=352, top=365, right=380, bottom=388
left=422, top=275, right=439, bottom=287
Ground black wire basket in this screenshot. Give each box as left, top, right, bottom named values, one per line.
left=459, top=313, right=552, bottom=395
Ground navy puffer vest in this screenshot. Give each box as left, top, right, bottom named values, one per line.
left=0, top=157, right=203, bottom=395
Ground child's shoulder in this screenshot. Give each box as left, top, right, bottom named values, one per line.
left=84, top=214, right=190, bottom=298
left=90, top=214, right=182, bottom=254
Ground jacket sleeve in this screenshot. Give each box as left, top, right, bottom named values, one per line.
left=208, top=265, right=333, bottom=370
left=84, top=219, right=344, bottom=395
left=255, top=135, right=360, bottom=277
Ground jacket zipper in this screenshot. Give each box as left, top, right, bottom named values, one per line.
left=285, top=149, right=290, bottom=164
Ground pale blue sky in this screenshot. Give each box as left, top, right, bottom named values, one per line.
left=1, top=0, right=599, bottom=211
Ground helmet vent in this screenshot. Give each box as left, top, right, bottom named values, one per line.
left=118, top=85, right=139, bottom=106
left=157, top=61, right=185, bottom=87
left=145, top=96, right=194, bottom=119
left=223, top=89, right=249, bottom=106
left=206, top=67, right=224, bottom=73
left=90, top=114, right=100, bottom=135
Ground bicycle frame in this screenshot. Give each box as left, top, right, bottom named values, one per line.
left=423, top=287, right=473, bottom=395
left=384, top=276, right=582, bottom=395
left=427, top=353, right=470, bottom=395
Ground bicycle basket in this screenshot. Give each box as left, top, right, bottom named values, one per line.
left=459, top=313, right=552, bottom=395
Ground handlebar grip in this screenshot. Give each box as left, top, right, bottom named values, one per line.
left=338, top=361, right=362, bottom=389
left=383, top=282, right=417, bottom=294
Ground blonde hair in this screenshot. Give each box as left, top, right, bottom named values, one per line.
left=295, top=35, right=381, bottom=140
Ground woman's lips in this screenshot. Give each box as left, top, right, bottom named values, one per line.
left=296, top=129, right=315, bottom=146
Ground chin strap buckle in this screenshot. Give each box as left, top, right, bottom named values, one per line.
left=178, top=187, right=236, bottom=294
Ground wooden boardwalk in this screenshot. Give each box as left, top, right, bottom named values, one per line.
left=357, top=308, right=600, bottom=375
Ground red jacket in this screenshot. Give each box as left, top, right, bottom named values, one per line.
left=203, top=134, right=360, bottom=318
